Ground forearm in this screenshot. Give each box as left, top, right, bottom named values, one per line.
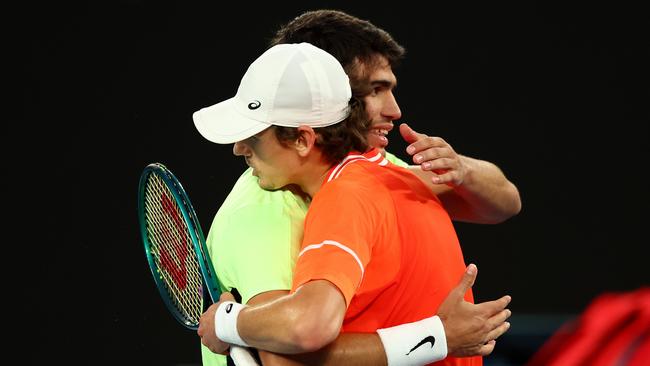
left=238, top=293, right=309, bottom=353
left=237, top=280, right=346, bottom=354
left=448, top=156, right=521, bottom=223
left=258, top=333, right=387, bottom=366
left=422, top=155, right=520, bottom=224
left=253, top=264, right=514, bottom=366
left=258, top=315, right=450, bottom=366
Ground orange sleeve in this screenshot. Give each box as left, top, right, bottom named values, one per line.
left=291, top=178, right=380, bottom=306
left=292, top=242, right=364, bottom=306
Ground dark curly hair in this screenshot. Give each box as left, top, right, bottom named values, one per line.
left=270, top=9, right=405, bottom=98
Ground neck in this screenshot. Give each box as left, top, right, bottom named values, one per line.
left=299, top=149, right=374, bottom=197
left=291, top=153, right=333, bottom=198
left=299, top=163, right=332, bottom=198
left=292, top=147, right=362, bottom=198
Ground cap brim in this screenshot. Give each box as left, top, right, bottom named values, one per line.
left=193, top=98, right=270, bottom=144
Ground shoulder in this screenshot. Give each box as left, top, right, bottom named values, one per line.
left=207, top=168, right=308, bottom=243
left=311, top=163, right=392, bottom=215
left=384, top=150, right=410, bottom=168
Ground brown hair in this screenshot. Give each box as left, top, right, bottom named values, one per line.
left=274, top=98, right=370, bottom=165
left=270, top=9, right=405, bottom=98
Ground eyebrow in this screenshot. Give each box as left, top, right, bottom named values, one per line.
left=371, top=79, right=397, bottom=89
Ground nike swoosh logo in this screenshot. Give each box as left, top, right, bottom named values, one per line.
left=226, top=303, right=233, bottom=313
left=406, top=335, right=436, bottom=355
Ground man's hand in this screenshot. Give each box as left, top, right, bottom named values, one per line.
left=197, top=292, right=237, bottom=355
left=438, top=264, right=512, bottom=357
left=400, top=123, right=467, bottom=186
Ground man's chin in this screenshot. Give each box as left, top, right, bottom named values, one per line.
left=367, top=135, right=389, bottom=152
left=257, top=181, right=278, bottom=191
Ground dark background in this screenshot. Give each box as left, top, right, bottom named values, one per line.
left=25, top=1, right=647, bottom=365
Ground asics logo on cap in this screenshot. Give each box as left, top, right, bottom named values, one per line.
left=248, top=100, right=261, bottom=110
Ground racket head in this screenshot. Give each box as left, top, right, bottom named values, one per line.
left=138, top=163, right=221, bottom=329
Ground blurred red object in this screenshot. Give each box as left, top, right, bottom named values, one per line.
left=526, top=287, right=650, bottom=366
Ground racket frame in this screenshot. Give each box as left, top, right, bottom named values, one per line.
left=138, top=163, right=221, bottom=329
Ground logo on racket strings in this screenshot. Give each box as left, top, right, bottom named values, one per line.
left=248, top=100, right=261, bottom=110
left=158, top=192, right=190, bottom=289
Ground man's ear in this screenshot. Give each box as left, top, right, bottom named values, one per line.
left=295, top=125, right=317, bottom=157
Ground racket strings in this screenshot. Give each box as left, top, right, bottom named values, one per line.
left=143, top=173, right=204, bottom=325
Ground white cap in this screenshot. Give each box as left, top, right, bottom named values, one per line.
left=193, top=43, right=352, bottom=144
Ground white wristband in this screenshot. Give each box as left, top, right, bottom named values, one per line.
left=377, top=315, right=448, bottom=366
left=215, top=301, right=250, bottom=347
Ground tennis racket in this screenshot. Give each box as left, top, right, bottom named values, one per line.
left=138, top=162, right=259, bottom=366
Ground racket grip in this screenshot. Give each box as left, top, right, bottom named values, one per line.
left=230, top=346, right=260, bottom=366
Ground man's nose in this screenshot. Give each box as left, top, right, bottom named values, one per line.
left=383, top=92, right=402, bottom=121
left=233, top=141, right=249, bottom=156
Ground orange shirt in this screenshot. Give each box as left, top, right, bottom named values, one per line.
left=291, top=149, right=480, bottom=366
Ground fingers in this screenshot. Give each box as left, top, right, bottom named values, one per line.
left=408, top=138, right=449, bottom=158
left=476, top=340, right=497, bottom=356
left=485, top=307, right=511, bottom=329
left=408, top=143, right=459, bottom=177
left=429, top=170, right=459, bottom=186
left=400, top=123, right=449, bottom=155
left=399, top=123, right=420, bottom=144
left=484, top=308, right=511, bottom=336
left=220, top=291, right=236, bottom=302
left=417, top=153, right=454, bottom=170
left=453, top=264, right=478, bottom=298
left=203, top=340, right=230, bottom=355
left=400, top=124, right=464, bottom=186
left=492, top=308, right=512, bottom=325
left=475, top=294, right=512, bottom=315
left=480, top=306, right=512, bottom=350
left=485, top=320, right=511, bottom=343
left=454, top=339, right=498, bottom=358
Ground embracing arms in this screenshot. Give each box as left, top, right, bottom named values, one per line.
left=399, top=123, right=522, bottom=224
left=198, top=264, right=511, bottom=366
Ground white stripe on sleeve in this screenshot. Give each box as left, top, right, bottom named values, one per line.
left=298, top=240, right=365, bottom=279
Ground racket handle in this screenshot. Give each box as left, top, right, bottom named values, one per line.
left=230, top=346, right=260, bottom=366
